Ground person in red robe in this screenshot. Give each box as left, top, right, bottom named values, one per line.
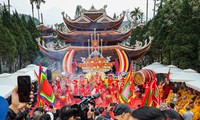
left=163, top=78, right=172, bottom=99
left=118, top=77, right=125, bottom=94
left=79, top=74, right=85, bottom=86
left=73, top=80, right=79, bottom=95
left=65, top=76, right=71, bottom=85
left=85, top=81, right=91, bottom=96
left=65, top=84, right=72, bottom=105
left=108, top=83, right=116, bottom=103
left=108, top=74, right=114, bottom=87
left=80, top=84, right=85, bottom=96
left=95, top=72, right=102, bottom=86
left=95, top=83, right=101, bottom=93
left=56, top=80, right=61, bottom=90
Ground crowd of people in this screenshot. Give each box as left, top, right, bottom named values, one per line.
left=51, top=72, right=128, bottom=107
left=4, top=88, right=185, bottom=120
left=161, top=82, right=200, bottom=120
left=1, top=72, right=200, bottom=120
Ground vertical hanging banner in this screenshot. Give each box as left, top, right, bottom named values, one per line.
left=115, top=49, right=131, bottom=72
left=62, top=50, right=75, bottom=73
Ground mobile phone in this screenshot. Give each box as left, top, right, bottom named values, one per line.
left=17, top=75, right=31, bottom=102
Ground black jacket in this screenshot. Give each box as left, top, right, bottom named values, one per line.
left=6, top=108, right=17, bottom=120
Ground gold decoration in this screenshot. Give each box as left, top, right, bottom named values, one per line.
left=78, top=51, right=113, bottom=72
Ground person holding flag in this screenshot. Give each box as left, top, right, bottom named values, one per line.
left=37, top=65, right=56, bottom=107
left=119, top=62, right=136, bottom=106
left=163, top=68, right=172, bottom=99
left=141, top=74, right=161, bottom=108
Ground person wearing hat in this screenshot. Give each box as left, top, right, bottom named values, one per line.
left=113, top=103, right=132, bottom=120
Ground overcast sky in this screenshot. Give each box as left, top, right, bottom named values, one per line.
left=0, top=0, right=155, bottom=25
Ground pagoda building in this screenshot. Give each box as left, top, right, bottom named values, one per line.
left=37, top=5, right=152, bottom=73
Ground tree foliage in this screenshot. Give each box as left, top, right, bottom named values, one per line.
left=134, top=0, right=200, bottom=70
left=0, top=6, right=40, bottom=73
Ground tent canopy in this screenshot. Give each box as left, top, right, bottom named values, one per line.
left=170, top=69, right=200, bottom=82
left=142, top=62, right=165, bottom=71
left=0, top=85, right=15, bottom=98
left=0, top=73, right=12, bottom=77
left=153, top=65, right=182, bottom=74
left=0, top=64, right=47, bottom=98
left=16, top=64, right=47, bottom=81
left=186, top=80, right=200, bottom=92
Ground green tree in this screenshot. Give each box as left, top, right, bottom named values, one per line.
left=20, top=15, right=38, bottom=64
left=171, top=0, right=198, bottom=69
left=27, top=16, right=41, bottom=40
left=142, top=0, right=200, bottom=71
left=130, top=7, right=142, bottom=24
left=0, top=23, right=17, bottom=72
left=10, top=11, right=27, bottom=69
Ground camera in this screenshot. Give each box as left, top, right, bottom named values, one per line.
left=71, top=93, right=101, bottom=119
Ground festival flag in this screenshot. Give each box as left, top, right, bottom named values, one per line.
left=38, top=65, right=56, bottom=106
left=119, top=63, right=135, bottom=103
left=151, top=74, right=161, bottom=107
left=165, top=68, right=171, bottom=80
left=141, top=74, right=161, bottom=107
left=141, top=80, right=153, bottom=106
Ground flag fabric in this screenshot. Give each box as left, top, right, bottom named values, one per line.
left=141, top=81, right=153, bottom=106
left=38, top=65, right=56, bottom=106
left=119, top=63, right=135, bottom=103
left=120, top=80, right=131, bottom=103
left=141, top=74, right=161, bottom=107
left=151, top=74, right=161, bottom=107
left=165, top=68, right=171, bottom=80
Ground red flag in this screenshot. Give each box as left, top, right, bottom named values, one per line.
left=119, top=62, right=135, bottom=103
left=151, top=74, right=161, bottom=107
left=141, top=80, right=153, bottom=106
left=38, top=65, right=56, bottom=106
left=141, top=74, right=161, bottom=107
left=166, top=68, right=171, bottom=80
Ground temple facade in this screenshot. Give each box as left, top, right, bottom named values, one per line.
left=37, top=5, right=152, bottom=73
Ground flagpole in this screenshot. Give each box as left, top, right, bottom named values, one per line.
left=38, top=65, right=42, bottom=106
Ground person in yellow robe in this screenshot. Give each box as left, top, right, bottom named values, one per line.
left=176, top=95, right=189, bottom=112
left=175, top=92, right=182, bottom=105
left=186, top=90, right=194, bottom=100
left=180, top=87, right=188, bottom=97
left=178, top=88, right=183, bottom=94
left=179, top=99, right=193, bottom=115
left=166, top=90, right=174, bottom=105
left=158, top=82, right=164, bottom=100
left=192, top=99, right=200, bottom=120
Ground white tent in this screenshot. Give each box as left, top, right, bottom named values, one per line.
left=0, top=73, right=12, bottom=77
left=170, top=69, right=200, bottom=82
left=0, top=64, right=47, bottom=86
left=0, top=85, right=15, bottom=98
left=142, top=62, right=166, bottom=71
left=153, top=65, right=182, bottom=74
left=0, top=64, right=47, bottom=98
left=186, top=80, right=200, bottom=92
